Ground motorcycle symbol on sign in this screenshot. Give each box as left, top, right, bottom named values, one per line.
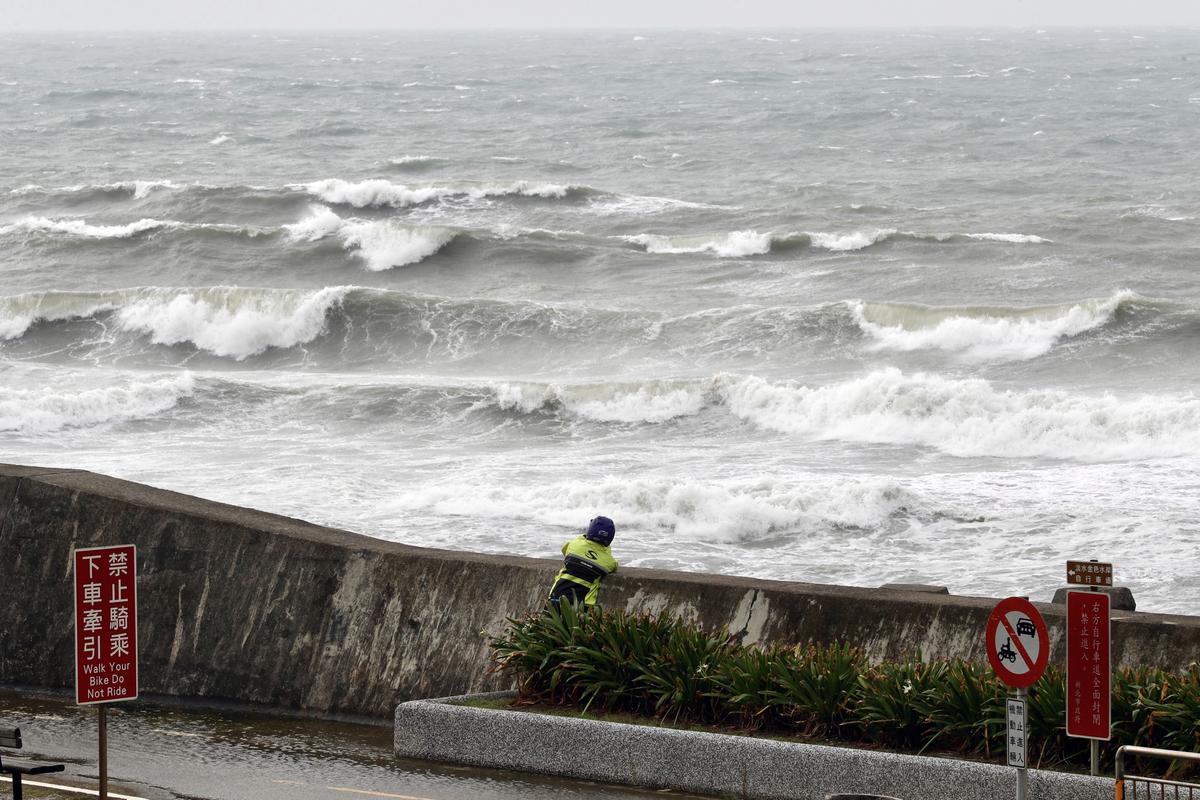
left=997, top=637, right=1018, bottom=663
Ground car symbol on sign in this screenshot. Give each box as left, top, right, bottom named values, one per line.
left=1015, top=617, right=1036, bottom=638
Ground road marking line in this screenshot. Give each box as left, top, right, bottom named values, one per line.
left=0, top=775, right=148, bottom=800
left=327, top=786, right=439, bottom=800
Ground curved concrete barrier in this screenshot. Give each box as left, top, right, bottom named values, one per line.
left=394, top=694, right=1114, bottom=800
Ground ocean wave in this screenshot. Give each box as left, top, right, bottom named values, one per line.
left=623, top=230, right=781, bottom=257
left=621, top=228, right=1050, bottom=256
left=0, top=373, right=195, bottom=433
left=0, top=216, right=179, bottom=238
left=0, top=286, right=351, bottom=360
left=2, top=286, right=1183, bottom=369
left=493, top=379, right=709, bottom=424
left=432, top=368, right=1200, bottom=460
left=850, top=290, right=1138, bottom=361
left=283, top=205, right=456, bottom=270
left=719, top=368, right=1200, bottom=461
left=295, top=178, right=586, bottom=208
left=387, top=155, right=446, bottom=170
left=8, top=180, right=183, bottom=200
left=0, top=215, right=267, bottom=241
left=389, top=473, right=922, bottom=542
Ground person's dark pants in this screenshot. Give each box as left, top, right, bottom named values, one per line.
left=547, top=578, right=589, bottom=611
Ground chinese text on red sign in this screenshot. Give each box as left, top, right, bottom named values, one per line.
left=74, top=545, right=138, bottom=705
left=1066, top=590, right=1110, bottom=739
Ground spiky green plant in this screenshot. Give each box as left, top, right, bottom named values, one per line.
left=915, top=658, right=1005, bottom=756
left=853, top=658, right=946, bottom=749
left=1141, top=662, right=1200, bottom=776
left=635, top=621, right=732, bottom=723
left=768, top=642, right=862, bottom=737
left=710, top=645, right=779, bottom=729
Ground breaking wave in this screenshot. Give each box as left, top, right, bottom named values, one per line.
left=455, top=369, right=1200, bottom=460
left=295, top=178, right=588, bottom=208
left=0, top=286, right=351, bottom=360
left=0, top=286, right=1186, bottom=367
left=284, top=205, right=456, bottom=270
left=0, top=216, right=267, bottom=241
left=719, top=369, right=1200, bottom=461
left=0, top=373, right=195, bottom=433
left=8, top=180, right=183, bottom=200
left=390, top=472, right=923, bottom=542
left=622, top=229, right=1051, bottom=255
left=850, top=290, right=1138, bottom=361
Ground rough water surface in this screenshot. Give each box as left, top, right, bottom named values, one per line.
left=1, top=30, right=1198, bottom=611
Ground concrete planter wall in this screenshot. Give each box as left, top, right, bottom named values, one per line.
left=394, top=694, right=1114, bottom=800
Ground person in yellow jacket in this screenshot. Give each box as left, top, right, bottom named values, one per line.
left=547, top=516, right=618, bottom=609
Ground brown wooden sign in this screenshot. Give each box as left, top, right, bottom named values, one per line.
left=1066, top=560, right=1113, bottom=587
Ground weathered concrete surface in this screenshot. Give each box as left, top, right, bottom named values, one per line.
left=2, top=463, right=1199, bottom=718
left=394, top=694, right=1114, bottom=800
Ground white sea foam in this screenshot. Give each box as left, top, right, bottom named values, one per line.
left=208, top=133, right=232, bottom=145
left=588, top=194, right=723, bottom=215
left=283, top=206, right=456, bottom=270
left=851, top=290, right=1134, bottom=361
left=808, top=229, right=898, bottom=251
left=494, top=380, right=708, bottom=424
left=282, top=205, right=345, bottom=242
left=625, top=230, right=775, bottom=257
left=391, top=472, right=918, bottom=542
left=0, top=373, right=195, bottom=433
left=717, top=368, right=1200, bottom=461
left=340, top=221, right=456, bottom=271
left=961, top=232, right=1051, bottom=243
left=0, top=216, right=177, bottom=238
left=296, top=178, right=575, bottom=208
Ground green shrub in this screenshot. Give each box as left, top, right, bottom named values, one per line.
left=635, top=621, right=732, bottom=723
left=852, top=658, right=945, bottom=749
left=710, top=645, right=778, bottom=728
left=917, top=658, right=1004, bottom=757
left=490, top=608, right=1200, bottom=772
left=767, top=642, right=862, bottom=737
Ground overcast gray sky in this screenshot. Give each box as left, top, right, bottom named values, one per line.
left=4, top=0, right=1200, bottom=31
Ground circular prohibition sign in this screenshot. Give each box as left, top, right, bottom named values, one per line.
left=986, top=596, right=1049, bottom=689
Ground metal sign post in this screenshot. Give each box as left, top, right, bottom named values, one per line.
left=988, top=597, right=1049, bottom=800
left=1007, top=693, right=1028, bottom=800
left=74, top=544, right=139, bottom=800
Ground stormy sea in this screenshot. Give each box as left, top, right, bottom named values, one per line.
left=2, top=29, right=1197, bottom=612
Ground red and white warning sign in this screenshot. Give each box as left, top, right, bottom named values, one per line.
left=986, top=596, right=1049, bottom=689
left=1066, top=590, right=1111, bottom=740
left=74, top=544, right=138, bottom=705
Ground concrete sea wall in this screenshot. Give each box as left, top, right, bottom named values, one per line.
left=1, top=463, right=1198, bottom=718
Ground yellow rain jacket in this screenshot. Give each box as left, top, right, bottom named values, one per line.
left=549, top=535, right=618, bottom=606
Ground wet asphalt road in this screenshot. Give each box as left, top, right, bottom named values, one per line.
left=0, top=688, right=707, bottom=800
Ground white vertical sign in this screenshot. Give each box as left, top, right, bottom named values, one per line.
left=1007, top=697, right=1027, bottom=769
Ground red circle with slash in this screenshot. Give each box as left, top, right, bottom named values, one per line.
left=986, top=596, right=1049, bottom=688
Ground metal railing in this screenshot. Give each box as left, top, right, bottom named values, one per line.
left=1115, top=746, right=1200, bottom=800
